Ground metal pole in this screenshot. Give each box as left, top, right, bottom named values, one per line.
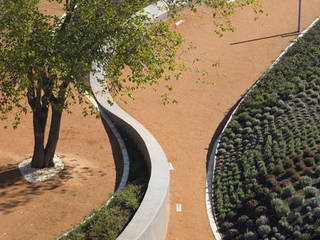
left=298, top=0, right=302, bottom=32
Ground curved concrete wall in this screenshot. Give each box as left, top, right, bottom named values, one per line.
left=90, top=61, right=170, bottom=240
left=206, top=16, right=320, bottom=240
left=88, top=2, right=193, bottom=239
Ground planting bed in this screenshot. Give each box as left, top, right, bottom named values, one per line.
left=59, top=129, right=149, bottom=240
left=212, top=20, right=320, bottom=240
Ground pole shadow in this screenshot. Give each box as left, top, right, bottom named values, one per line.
left=230, top=31, right=299, bottom=45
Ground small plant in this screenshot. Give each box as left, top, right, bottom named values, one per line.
left=298, top=176, right=312, bottom=188
left=309, top=197, right=320, bottom=208
left=314, top=207, right=320, bottom=218
left=244, top=231, right=258, bottom=240
left=291, top=194, right=305, bottom=208
left=284, top=168, right=295, bottom=177
left=282, top=184, right=295, bottom=198
left=303, top=186, right=317, bottom=198
left=256, top=215, right=269, bottom=226
left=273, top=163, right=285, bottom=175
left=255, top=205, right=267, bottom=216
left=303, top=157, right=315, bottom=167
left=265, top=175, right=277, bottom=187
left=300, top=233, right=311, bottom=240
left=238, top=215, right=249, bottom=224
left=283, top=158, right=294, bottom=168
left=257, top=225, right=271, bottom=238
left=271, top=198, right=289, bottom=217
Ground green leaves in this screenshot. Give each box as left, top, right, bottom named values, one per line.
left=0, top=0, right=264, bottom=127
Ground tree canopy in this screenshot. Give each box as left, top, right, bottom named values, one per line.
left=0, top=0, right=263, bottom=168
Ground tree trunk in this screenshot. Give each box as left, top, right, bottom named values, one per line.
left=31, top=106, right=62, bottom=168
left=43, top=107, right=63, bottom=168
left=31, top=107, right=48, bottom=168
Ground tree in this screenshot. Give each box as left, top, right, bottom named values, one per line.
left=0, top=0, right=262, bottom=168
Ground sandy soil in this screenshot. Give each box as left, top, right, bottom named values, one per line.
left=0, top=2, right=116, bottom=240
left=116, top=1, right=320, bottom=239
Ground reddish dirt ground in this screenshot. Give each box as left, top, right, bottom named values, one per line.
left=0, top=2, right=116, bottom=240
left=116, top=1, right=320, bottom=240
left=0, top=103, right=117, bottom=240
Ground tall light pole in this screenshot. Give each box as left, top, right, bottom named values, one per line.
left=298, top=0, right=302, bottom=32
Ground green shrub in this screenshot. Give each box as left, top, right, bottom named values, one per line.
left=60, top=183, right=145, bottom=240
left=230, top=120, right=242, bottom=133
left=244, top=231, right=258, bottom=240
left=284, top=168, right=295, bottom=177
left=266, top=175, right=277, bottom=187
left=314, top=226, right=320, bottom=237
left=227, top=228, right=238, bottom=237
left=258, top=225, right=271, bottom=237
left=110, top=184, right=145, bottom=211
left=309, top=197, right=320, bottom=208
left=238, top=215, right=249, bottom=224
left=298, top=176, right=312, bottom=188
left=303, top=157, right=315, bottom=167
left=293, top=230, right=302, bottom=238
left=255, top=206, right=267, bottom=216
left=293, top=154, right=303, bottom=163
left=273, top=185, right=282, bottom=195
left=314, top=207, right=320, bottom=218
left=283, top=158, right=294, bottom=168
left=273, top=163, right=285, bottom=175
left=314, top=153, right=320, bottom=163
left=271, top=198, right=289, bottom=217
left=256, top=215, right=269, bottom=226
left=282, top=184, right=295, bottom=198
left=221, top=221, right=233, bottom=231
left=301, top=233, right=311, bottom=240
left=246, top=199, right=259, bottom=209
left=303, top=186, right=317, bottom=198
left=291, top=194, right=305, bottom=208
left=236, top=112, right=252, bottom=124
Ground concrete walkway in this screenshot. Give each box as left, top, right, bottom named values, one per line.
left=118, top=0, right=320, bottom=239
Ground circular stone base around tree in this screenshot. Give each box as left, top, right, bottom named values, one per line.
left=18, top=155, right=64, bottom=183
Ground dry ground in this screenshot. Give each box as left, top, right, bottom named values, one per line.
left=0, top=2, right=116, bottom=239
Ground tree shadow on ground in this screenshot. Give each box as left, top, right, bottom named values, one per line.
left=0, top=162, right=73, bottom=214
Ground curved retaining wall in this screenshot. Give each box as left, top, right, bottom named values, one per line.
left=206, top=16, right=320, bottom=240
left=88, top=1, right=194, bottom=239
left=90, top=60, right=170, bottom=240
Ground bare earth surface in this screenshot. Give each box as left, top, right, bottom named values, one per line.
left=0, top=2, right=116, bottom=240
left=116, top=1, right=320, bottom=240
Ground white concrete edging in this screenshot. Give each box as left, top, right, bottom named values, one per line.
left=206, top=16, right=320, bottom=240
left=88, top=1, right=197, bottom=239
left=91, top=61, right=170, bottom=240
